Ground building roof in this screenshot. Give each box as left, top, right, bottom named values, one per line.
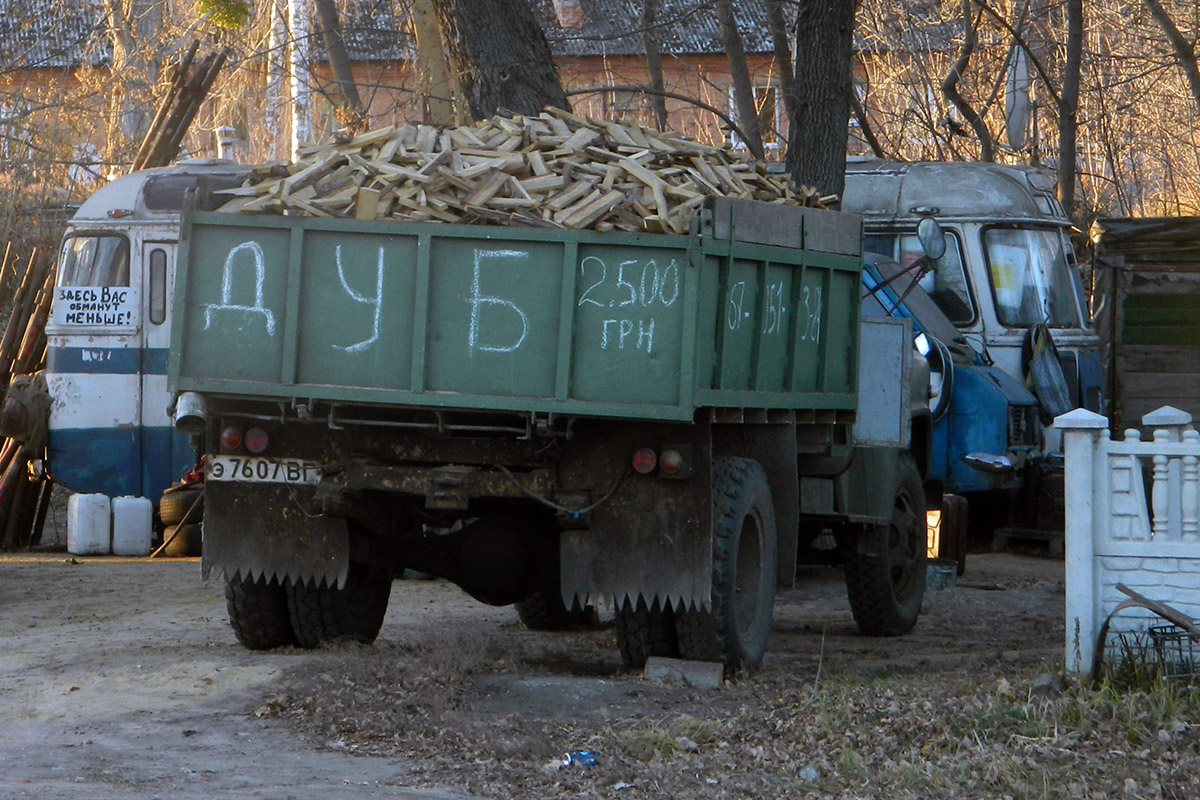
left=0, top=0, right=786, bottom=71
left=0, top=0, right=107, bottom=71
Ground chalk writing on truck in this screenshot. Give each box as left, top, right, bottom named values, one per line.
left=203, top=241, right=276, bottom=335
left=578, top=256, right=680, bottom=355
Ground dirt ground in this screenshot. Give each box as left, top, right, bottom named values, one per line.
left=0, top=549, right=1078, bottom=799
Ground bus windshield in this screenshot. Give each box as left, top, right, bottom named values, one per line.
left=57, top=234, right=130, bottom=287
left=983, top=227, right=1083, bottom=328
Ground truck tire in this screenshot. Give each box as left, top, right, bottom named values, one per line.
left=615, top=596, right=678, bottom=668
left=159, top=484, right=203, bottom=526
left=845, top=453, right=926, bottom=636
left=675, top=457, right=777, bottom=671
left=515, top=589, right=597, bottom=631
left=286, top=563, right=392, bottom=648
left=225, top=573, right=295, bottom=650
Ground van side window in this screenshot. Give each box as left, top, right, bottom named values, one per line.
left=149, top=248, right=167, bottom=325
left=57, top=235, right=130, bottom=287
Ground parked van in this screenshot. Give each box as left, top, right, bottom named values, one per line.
left=45, top=159, right=250, bottom=501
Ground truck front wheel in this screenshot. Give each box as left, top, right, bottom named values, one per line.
left=845, top=453, right=926, bottom=636
left=225, top=573, right=296, bottom=650
left=286, top=563, right=393, bottom=648
left=676, top=457, right=777, bottom=671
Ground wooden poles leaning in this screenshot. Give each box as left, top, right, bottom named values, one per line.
left=131, top=42, right=232, bottom=173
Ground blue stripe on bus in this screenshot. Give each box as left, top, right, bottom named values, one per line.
left=47, top=346, right=169, bottom=375
left=49, top=424, right=195, bottom=503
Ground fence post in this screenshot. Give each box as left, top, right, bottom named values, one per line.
left=1054, top=408, right=1110, bottom=673
left=1142, top=406, right=1193, bottom=540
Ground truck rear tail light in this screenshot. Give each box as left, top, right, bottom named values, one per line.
left=632, top=448, right=657, bottom=474
left=659, top=449, right=684, bottom=475
left=245, top=427, right=269, bottom=454
left=220, top=426, right=242, bottom=450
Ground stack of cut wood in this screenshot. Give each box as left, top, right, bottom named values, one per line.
left=0, top=243, right=55, bottom=551
left=217, top=108, right=830, bottom=233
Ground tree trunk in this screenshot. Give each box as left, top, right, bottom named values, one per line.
left=640, top=0, right=668, bottom=129
left=765, top=0, right=797, bottom=122
left=785, top=0, right=858, bottom=198
left=940, top=0, right=995, bottom=162
left=432, top=0, right=569, bottom=119
left=1058, top=0, right=1082, bottom=216
left=313, top=0, right=366, bottom=131
left=716, top=0, right=764, bottom=160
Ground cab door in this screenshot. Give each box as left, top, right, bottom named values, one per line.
left=140, top=241, right=193, bottom=500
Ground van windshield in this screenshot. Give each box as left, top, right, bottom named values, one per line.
left=862, top=231, right=974, bottom=324
left=57, top=234, right=130, bottom=287
left=983, top=227, right=1082, bottom=328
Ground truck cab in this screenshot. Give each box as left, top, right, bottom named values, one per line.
left=842, top=159, right=1102, bottom=429
left=45, top=159, right=250, bottom=500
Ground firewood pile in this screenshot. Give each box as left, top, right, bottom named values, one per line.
left=217, top=108, right=830, bottom=233
left=0, top=243, right=55, bottom=551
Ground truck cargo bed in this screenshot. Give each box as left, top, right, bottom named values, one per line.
left=170, top=199, right=862, bottom=421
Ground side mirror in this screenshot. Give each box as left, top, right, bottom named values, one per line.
left=916, top=217, right=946, bottom=260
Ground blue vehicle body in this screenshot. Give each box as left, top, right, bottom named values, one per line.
left=862, top=255, right=1039, bottom=496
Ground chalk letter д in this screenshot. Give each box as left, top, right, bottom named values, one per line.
left=468, top=249, right=529, bottom=354
left=203, top=241, right=276, bottom=335
left=333, top=244, right=385, bottom=353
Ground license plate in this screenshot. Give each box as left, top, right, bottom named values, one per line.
left=206, top=456, right=320, bottom=485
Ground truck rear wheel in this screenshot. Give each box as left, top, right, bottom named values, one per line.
left=615, top=596, right=678, bottom=668
left=675, top=457, right=777, bottom=671
left=286, top=563, right=393, bottom=648
left=515, top=589, right=597, bottom=630
left=845, top=453, right=926, bottom=636
left=225, top=573, right=295, bottom=650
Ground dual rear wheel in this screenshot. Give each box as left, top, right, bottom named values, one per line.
left=224, top=563, right=392, bottom=650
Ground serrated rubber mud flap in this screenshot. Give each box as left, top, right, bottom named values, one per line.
left=559, top=436, right=713, bottom=612
left=201, top=482, right=349, bottom=588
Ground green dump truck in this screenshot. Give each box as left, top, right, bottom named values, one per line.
left=169, top=195, right=931, bottom=670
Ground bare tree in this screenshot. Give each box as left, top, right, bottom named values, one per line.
left=1143, top=0, right=1200, bottom=111
left=1058, top=0, right=1082, bottom=216
left=941, top=0, right=995, bottom=161
left=786, top=0, right=858, bottom=197
left=640, top=0, right=668, bottom=129
left=716, top=0, right=764, bottom=159
left=432, top=0, right=569, bottom=119
left=313, top=0, right=365, bottom=131
left=764, top=0, right=797, bottom=122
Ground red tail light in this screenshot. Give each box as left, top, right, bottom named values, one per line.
left=245, top=427, right=269, bottom=454
left=220, top=426, right=242, bottom=450
left=632, top=448, right=657, bottom=474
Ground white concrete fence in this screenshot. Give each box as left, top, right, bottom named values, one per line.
left=1056, top=405, right=1200, bottom=673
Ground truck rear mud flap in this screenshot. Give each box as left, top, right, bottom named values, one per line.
left=201, top=482, right=349, bottom=588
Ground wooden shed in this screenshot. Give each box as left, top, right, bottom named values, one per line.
left=1091, top=217, right=1200, bottom=431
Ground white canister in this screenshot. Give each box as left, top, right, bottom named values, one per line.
left=111, top=496, right=153, bottom=556
left=67, top=494, right=111, bottom=555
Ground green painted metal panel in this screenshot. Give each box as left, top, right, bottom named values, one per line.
left=172, top=208, right=865, bottom=420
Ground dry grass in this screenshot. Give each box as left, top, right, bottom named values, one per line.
left=260, top=619, right=1200, bottom=799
